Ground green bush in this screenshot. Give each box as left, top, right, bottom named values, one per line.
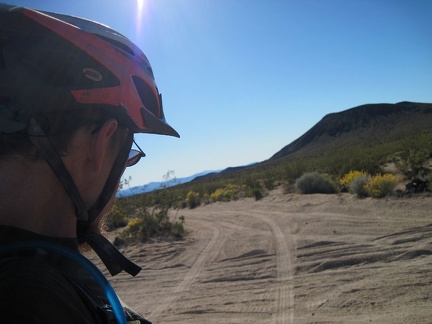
left=201, top=193, right=212, bottom=205
left=250, top=187, right=263, bottom=200
left=283, top=160, right=308, bottom=182
left=185, top=191, right=200, bottom=209
left=242, top=177, right=264, bottom=200
left=104, top=205, right=128, bottom=231
left=295, top=172, right=338, bottom=194
left=171, top=215, right=186, bottom=238
left=340, top=170, right=368, bottom=191
left=349, top=174, right=370, bottom=197
left=397, top=147, right=431, bottom=177
left=427, top=174, right=432, bottom=192
left=120, top=207, right=185, bottom=242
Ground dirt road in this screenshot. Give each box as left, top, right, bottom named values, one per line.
left=98, top=189, right=432, bottom=323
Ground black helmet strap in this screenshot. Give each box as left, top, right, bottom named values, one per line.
left=28, top=117, right=89, bottom=221
left=28, top=117, right=141, bottom=277
left=87, top=130, right=133, bottom=223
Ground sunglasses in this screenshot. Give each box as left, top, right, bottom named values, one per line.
left=127, top=140, right=146, bottom=167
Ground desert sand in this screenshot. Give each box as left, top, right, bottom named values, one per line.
left=91, top=188, right=432, bottom=323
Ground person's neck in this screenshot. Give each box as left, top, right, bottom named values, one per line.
left=0, top=158, right=78, bottom=238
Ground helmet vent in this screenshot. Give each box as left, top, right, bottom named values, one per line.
left=97, top=35, right=134, bottom=56
left=132, top=76, right=159, bottom=118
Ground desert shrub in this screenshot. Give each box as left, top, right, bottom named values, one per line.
left=262, top=178, right=275, bottom=191
left=104, top=205, right=128, bottom=231
left=250, top=187, right=263, bottom=200
left=340, top=170, right=368, bottom=191
left=185, top=191, right=200, bottom=209
left=210, top=188, right=234, bottom=201
left=210, top=188, right=228, bottom=202
left=420, top=171, right=432, bottom=192
left=397, top=147, right=431, bottom=177
left=120, top=207, right=185, bottom=241
left=121, top=215, right=155, bottom=241
left=282, top=181, right=295, bottom=194
left=349, top=174, right=370, bottom=197
left=177, top=200, right=187, bottom=209
left=242, top=177, right=264, bottom=200
left=210, top=184, right=241, bottom=202
left=427, top=174, right=432, bottom=192
left=295, top=172, right=338, bottom=194
left=171, top=215, right=186, bottom=238
left=201, top=193, right=212, bottom=205
left=364, top=173, right=398, bottom=198
left=151, top=189, right=178, bottom=208
left=283, top=160, right=311, bottom=182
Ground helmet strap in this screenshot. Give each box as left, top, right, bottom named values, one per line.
left=86, top=131, right=133, bottom=223
left=28, top=118, right=141, bottom=276
left=79, top=131, right=142, bottom=276
left=28, top=117, right=89, bottom=221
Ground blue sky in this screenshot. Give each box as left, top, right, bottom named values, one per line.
left=6, top=0, right=432, bottom=186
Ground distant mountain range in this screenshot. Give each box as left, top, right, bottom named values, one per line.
left=118, top=101, right=432, bottom=196
left=117, top=169, right=222, bottom=197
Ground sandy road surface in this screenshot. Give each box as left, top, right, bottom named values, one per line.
left=92, top=189, right=432, bottom=323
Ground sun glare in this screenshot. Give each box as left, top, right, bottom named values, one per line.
left=136, top=0, right=146, bottom=39
left=137, top=0, right=144, bottom=12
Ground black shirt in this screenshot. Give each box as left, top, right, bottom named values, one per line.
left=0, top=225, right=149, bottom=324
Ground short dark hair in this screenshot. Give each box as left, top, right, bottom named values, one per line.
left=0, top=107, right=128, bottom=160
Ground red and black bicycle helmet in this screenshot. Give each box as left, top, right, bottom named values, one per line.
left=0, top=4, right=179, bottom=137
left=0, top=4, right=179, bottom=276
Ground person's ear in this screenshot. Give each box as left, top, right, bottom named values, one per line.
left=89, top=119, right=118, bottom=172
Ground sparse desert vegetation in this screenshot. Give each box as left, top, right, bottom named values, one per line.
left=108, top=131, right=431, bottom=242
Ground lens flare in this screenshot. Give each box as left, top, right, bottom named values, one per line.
left=136, top=0, right=145, bottom=39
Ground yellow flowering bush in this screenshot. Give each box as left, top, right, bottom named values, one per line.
left=210, top=188, right=232, bottom=202
left=127, top=218, right=141, bottom=227
left=121, top=207, right=185, bottom=241
left=340, top=170, right=368, bottom=190
left=364, top=173, right=398, bottom=198
left=123, top=217, right=148, bottom=239
left=185, top=191, right=200, bottom=209
left=210, top=184, right=243, bottom=202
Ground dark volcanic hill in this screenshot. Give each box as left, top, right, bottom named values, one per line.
left=270, top=101, right=432, bottom=161
left=187, top=100, right=432, bottom=186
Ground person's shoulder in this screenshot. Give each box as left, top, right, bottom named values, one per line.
left=0, top=254, right=69, bottom=289
left=0, top=255, right=99, bottom=323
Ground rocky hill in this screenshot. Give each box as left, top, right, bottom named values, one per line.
left=270, top=101, right=432, bottom=160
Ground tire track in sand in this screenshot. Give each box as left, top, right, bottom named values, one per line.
left=149, top=220, right=223, bottom=321
left=249, top=210, right=295, bottom=324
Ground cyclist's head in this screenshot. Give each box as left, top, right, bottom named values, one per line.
left=0, top=4, right=178, bottom=227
